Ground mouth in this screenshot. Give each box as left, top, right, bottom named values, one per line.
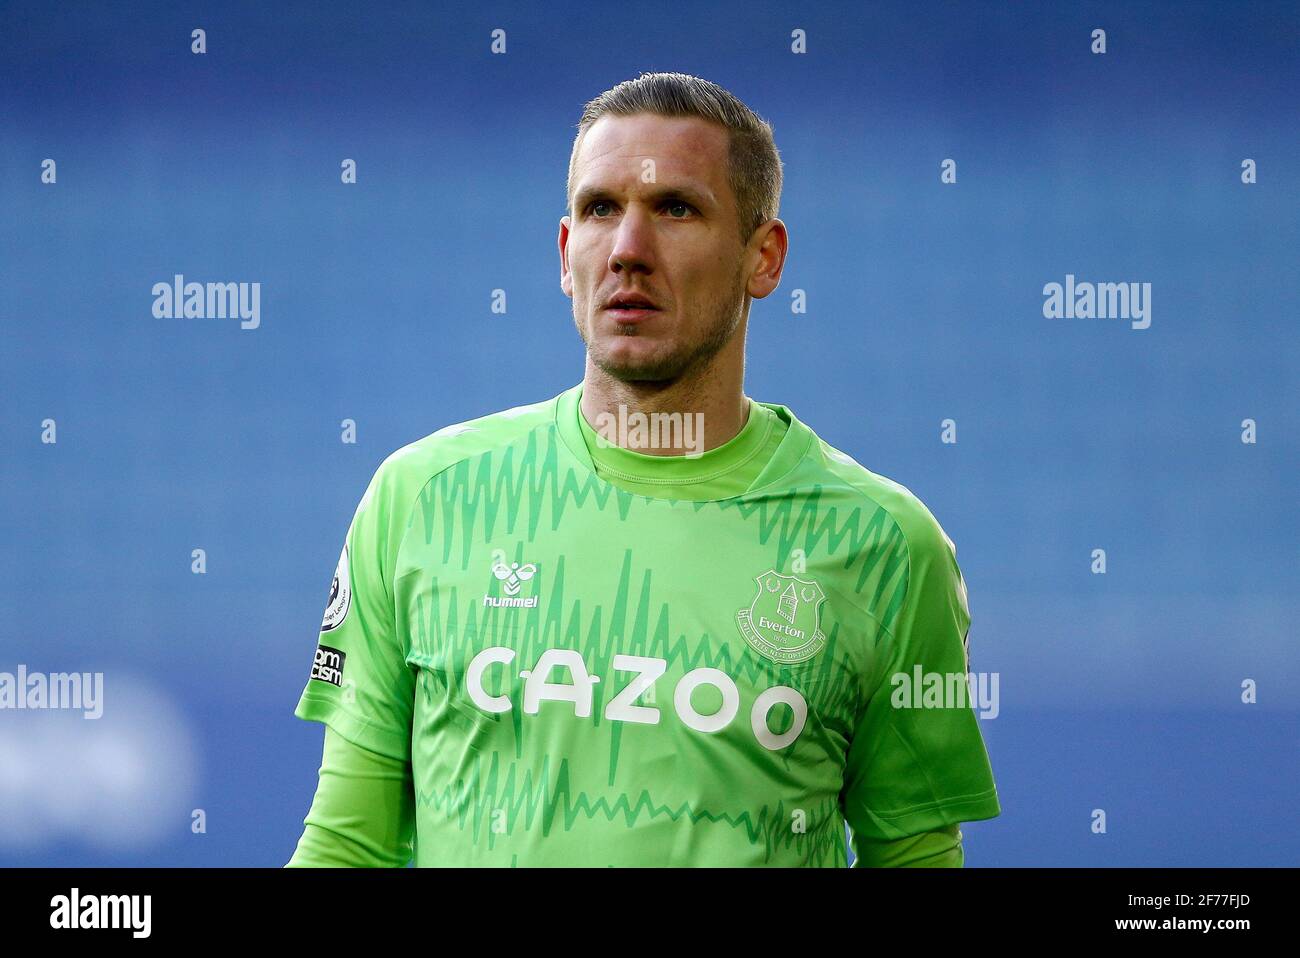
left=604, top=295, right=661, bottom=323
left=605, top=305, right=660, bottom=322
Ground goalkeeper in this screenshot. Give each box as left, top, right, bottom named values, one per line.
left=287, top=72, right=999, bottom=867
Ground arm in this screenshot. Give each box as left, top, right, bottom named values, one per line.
left=840, top=501, right=1000, bottom=864
left=289, top=457, right=420, bottom=863
left=851, top=824, right=963, bottom=868
left=286, top=725, right=415, bottom=868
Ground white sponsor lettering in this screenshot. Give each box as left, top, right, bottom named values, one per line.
left=465, top=647, right=808, bottom=750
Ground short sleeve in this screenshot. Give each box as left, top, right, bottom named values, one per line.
left=850, top=824, right=963, bottom=868
left=841, top=506, right=1000, bottom=844
left=293, top=462, right=416, bottom=762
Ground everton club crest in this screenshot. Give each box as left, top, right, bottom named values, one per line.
left=736, top=570, right=827, bottom=664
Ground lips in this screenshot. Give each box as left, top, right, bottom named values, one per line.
left=604, top=294, right=660, bottom=324
left=605, top=304, right=659, bottom=323
left=605, top=292, right=659, bottom=311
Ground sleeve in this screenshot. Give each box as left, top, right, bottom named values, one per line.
left=850, top=824, right=963, bottom=868
left=840, top=504, right=1000, bottom=848
left=286, top=725, right=415, bottom=867
left=293, top=460, right=417, bottom=762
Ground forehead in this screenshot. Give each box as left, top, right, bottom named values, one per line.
left=573, top=113, right=731, bottom=201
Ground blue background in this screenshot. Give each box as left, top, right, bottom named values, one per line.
left=1, top=0, right=1296, bottom=866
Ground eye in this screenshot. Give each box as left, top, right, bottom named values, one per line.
left=584, top=199, right=695, bottom=219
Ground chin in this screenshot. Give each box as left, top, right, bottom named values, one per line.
left=595, top=350, right=690, bottom=384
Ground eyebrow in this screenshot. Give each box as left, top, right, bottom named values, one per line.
left=573, top=183, right=713, bottom=213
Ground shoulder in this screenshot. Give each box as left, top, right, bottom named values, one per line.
left=357, top=394, right=559, bottom=514
left=806, top=434, right=970, bottom=645
left=810, top=434, right=961, bottom=570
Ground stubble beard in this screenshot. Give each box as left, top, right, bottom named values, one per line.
left=575, top=264, right=747, bottom=385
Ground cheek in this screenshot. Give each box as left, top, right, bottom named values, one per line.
left=570, top=245, right=601, bottom=286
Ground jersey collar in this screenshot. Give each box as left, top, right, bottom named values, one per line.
left=553, top=381, right=816, bottom=501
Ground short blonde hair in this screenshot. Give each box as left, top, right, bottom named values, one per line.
left=567, top=72, right=783, bottom=245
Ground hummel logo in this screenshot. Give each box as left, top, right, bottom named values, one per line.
left=484, top=559, right=540, bottom=609
left=492, top=560, right=536, bottom=596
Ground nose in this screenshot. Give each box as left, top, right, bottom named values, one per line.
left=607, top=205, right=656, bottom=277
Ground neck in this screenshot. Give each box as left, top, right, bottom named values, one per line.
left=579, top=342, right=748, bottom=457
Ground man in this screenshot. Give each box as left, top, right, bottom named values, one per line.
left=287, top=72, right=1000, bottom=867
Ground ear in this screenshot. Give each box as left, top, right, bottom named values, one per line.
left=745, top=218, right=788, bottom=300
left=558, top=215, right=573, bottom=296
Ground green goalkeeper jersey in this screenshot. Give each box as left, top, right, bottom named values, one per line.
left=293, top=382, right=1000, bottom=866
